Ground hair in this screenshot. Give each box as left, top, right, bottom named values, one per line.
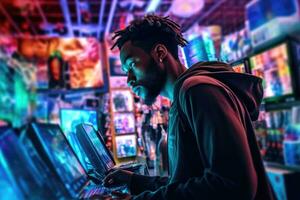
left=111, top=15, right=188, bottom=60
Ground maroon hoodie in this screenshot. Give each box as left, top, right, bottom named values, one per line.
left=130, top=62, right=275, bottom=200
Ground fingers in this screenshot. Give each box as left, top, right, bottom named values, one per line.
left=103, top=170, right=119, bottom=187
left=103, top=176, right=113, bottom=187
left=105, top=167, right=117, bottom=175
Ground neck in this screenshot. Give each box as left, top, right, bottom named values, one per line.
left=160, top=58, right=186, bottom=101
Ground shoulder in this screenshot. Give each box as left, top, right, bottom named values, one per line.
left=181, top=76, right=223, bottom=91
left=178, top=76, right=227, bottom=104
left=176, top=76, right=239, bottom=119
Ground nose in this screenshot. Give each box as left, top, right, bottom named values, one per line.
left=127, top=70, right=136, bottom=87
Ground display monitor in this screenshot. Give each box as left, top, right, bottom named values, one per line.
left=0, top=57, right=35, bottom=128
left=111, top=90, right=134, bottom=112
left=183, top=35, right=208, bottom=67
left=247, top=0, right=298, bottom=31
left=113, top=113, right=135, bottom=134
left=0, top=150, right=24, bottom=200
left=250, top=43, right=293, bottom=100
left=60, top=38, right=104, bottom=90
left=221, top=29, right=252, bottom=62
left=115, top=134, right=137, bottom=158
left=231, top=62, right=247, bottom=73
left=60, top=109, right=98, bottom=171
left=81, top=124, right=114, bottom=170
left=0, top=129, right=44, bottom=199
left=29, top=123, right=87, bottom=198
left=23, top=38, right=105, bottom=90
left=109, top=56, right=126, bottom=76
left=76, top=124, right=114, bottom=178
left=246, top=0, right=268, bottom=31
left=0, top=37, right=107, bottom=91
left=20, top=131, right=63, bottom=198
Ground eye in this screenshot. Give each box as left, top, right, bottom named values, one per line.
left=122, top=64, right=131, bottom=75
left=128, top=62, right=135, bottom=72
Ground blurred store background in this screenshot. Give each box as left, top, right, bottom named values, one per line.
left=1, top=0, right=300, bottom=199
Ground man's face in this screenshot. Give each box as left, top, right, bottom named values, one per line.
left=120, top=41, right=166, bottom=105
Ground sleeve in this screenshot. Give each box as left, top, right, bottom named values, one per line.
left=131, top=84, right=258, bottom=200
left=130, top=174, right=169, bottom=195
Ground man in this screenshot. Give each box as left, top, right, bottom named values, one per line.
left=103, top=15, right=274, bottom=200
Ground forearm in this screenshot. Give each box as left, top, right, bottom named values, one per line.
left=130, top=174, right=169, bottom=195
left=132, top=171, right=255, bottom=200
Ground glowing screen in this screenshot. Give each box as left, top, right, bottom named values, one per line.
left=82, top=124, right=114, bottom=171
left=33, top=124, right=86, bottom=194
left=0, top=37, right=104, bottom=90
left=232, top=63, right=246, bottom=73
left=113, top=113, right=135, bottom=134
left=250, top=43, right=293, bottom=99
left=115, top=134, right=137, bottom=158
left=111, top=90, right=134, bottom=112
left=60, top=109, right=97, bottom=171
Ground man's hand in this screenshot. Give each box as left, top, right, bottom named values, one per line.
left=103, top=169, right=133, bottom=187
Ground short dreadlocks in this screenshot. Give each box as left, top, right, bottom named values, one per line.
left=111, top=15, right=188, bottom=60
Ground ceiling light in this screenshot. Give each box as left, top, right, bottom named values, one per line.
left=145, top=0, right=161, bottom=13
left=169, top=0, right=205, bottom=18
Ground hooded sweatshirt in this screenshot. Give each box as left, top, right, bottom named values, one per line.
left=130, top=62, right=275, bottom=200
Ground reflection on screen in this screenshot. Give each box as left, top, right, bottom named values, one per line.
left=0, top=151, right=24, bottom=200
left=21, top=134, right=61, bottom=197
left=83, top=125, right=114, bottom=171
left=115, top=135, right=137, bottom=158
left=250, top=43, right=293, bottom=98
left=65, top=129, right=92, bottom=172
left=60, top=109, right=97, bottom=171
left=34, top=124, right=86, bottom=192
left=0, top=130, right=41, bottom=198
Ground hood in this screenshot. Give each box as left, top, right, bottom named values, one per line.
left=174, top=61, right=263, bottom=121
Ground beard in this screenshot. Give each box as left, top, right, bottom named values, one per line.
left=136, top=57, right=166, bottom=105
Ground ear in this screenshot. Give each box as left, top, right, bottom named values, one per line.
left=151, top=44, right=168, bottom=63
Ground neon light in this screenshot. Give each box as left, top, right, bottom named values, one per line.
left=146, top=0, right=161, bottom=13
